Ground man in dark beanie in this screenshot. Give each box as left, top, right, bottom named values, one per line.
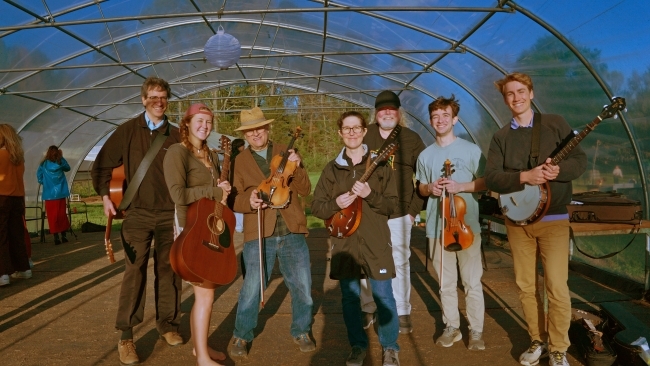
left=360, top=90, right=426, bottom=336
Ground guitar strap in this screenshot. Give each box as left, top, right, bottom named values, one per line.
left=529, top=113, right=542, bottom=168
left=117, top=123, right=170, bottom=211
left=367, top=124, right=402, bottom=170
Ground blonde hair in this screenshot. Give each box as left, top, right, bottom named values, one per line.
left=494, top=72, right=534, bottom=96
left=369, top=106, right=411, bottom=128
left=0, top=124, right=25, bottom=165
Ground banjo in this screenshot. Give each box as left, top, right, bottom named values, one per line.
left=499, top=97, right=626, bottom=226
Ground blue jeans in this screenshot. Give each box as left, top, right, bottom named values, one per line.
left=340, top=277, right=399, bottom=351
left=233, top=233, right=313, bottom=342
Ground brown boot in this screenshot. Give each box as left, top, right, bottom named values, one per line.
left=118, top=339, right=139, bottom=365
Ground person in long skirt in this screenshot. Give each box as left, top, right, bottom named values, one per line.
left=37, top=145, right=71, bottom=245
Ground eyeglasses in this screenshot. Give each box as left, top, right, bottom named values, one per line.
left=340, top=125, right=364, bottom=135
left=147, top=96, right=168, bottom=102
left=244, top=127, right=267, bottom=136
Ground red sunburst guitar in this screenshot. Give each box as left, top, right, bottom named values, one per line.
left=170, top=136, right=237, bottom=286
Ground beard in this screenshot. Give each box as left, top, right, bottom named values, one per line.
left=378, top=119, right=398, bottom=130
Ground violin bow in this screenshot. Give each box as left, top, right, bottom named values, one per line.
left=439, top=185, right=445, bottom=289
left=258, top=206, right=265, bottom=309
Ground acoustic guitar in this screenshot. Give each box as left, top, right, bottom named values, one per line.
left=326, top=142, right=398, bottom=238
left=170, top=136, right=237, bottom=286
left=104, top=165, right=126, bottom=264
left=499, top=97, right=626, bottom=225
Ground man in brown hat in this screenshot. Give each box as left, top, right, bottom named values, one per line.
left=228, top=107, right=315, bottom=358
left=360, top=90, right=426, bottom=335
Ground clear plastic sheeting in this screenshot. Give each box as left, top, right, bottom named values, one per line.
left=0, top=0, right=647, bottom=223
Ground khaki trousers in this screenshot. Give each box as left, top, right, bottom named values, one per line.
left=506, top=219, right=571, bottom=352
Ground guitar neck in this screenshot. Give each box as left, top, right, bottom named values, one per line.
left=220, top=151, right=230, bottom=182
left=550, top=116, right=602, bottom=166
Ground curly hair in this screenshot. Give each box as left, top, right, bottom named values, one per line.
left=43, top=145, right=62, bottom=164
left=179, top=109, right=213, bottom=151
left=0, top=124, right=25, bottom=165
left=428, top=94, right=461, bottom=117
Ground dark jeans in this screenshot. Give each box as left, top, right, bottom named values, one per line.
left=115, top=208, right=181, bottom=335
left=0, top=196, right=29, bottom=275
left=233, top=233, right=313, bottom=342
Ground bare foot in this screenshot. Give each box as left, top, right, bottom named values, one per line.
left=193, top=347, right=226, bottom=361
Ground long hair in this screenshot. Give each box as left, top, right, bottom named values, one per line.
left=42, top=145, right=62, bottom=165
left=0, top=124, right=25, bottom=165
left=369, top=106, right=411, bottom=128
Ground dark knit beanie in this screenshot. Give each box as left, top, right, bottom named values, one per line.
left=375, top=90, right=401, bottom=109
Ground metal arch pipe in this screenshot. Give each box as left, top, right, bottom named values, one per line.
left=509, top=0, right=649, bottom=220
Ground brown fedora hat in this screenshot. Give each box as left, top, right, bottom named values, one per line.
left=235, top=107, right=274, bottom=131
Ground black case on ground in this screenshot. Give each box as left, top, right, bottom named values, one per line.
left=567, top=191, right=643, bottom=224
left=600, top=302, right=650, bottom=366
left=569, top=309, right=617, bottom=366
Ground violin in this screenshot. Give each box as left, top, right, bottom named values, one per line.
left=257, top=127, right=303, bottom=208
left=441, top=159, right=474, bottom=251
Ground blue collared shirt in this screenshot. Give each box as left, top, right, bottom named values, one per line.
left=144, top=112, right=166, bottom=131
left=510, top=112, right=534, bottom=129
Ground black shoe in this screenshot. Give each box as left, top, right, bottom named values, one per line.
left=362, top=312, right=376, bottom=330
left=54, top=239, right=61, bottom=245
left=398, top=315, right=413, bottom=334
left=346, top=345, right=367, bottom=366
left=229, top=337, right=248, bottom=358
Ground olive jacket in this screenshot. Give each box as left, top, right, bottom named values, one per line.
left=311, top=145, right=398, bottom=281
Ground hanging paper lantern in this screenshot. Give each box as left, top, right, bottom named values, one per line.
left=204, top=26, right=241, bottom=70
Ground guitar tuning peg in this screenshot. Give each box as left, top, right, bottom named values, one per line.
left=613, top=115, right=618, bottom=119
left=623, top=108, right=628, bottom=113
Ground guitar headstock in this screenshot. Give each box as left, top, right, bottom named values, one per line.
left=219, top=135, right=232, bottom=156
left=599, top=96, right=627, bottom=120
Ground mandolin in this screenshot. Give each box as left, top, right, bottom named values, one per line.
left=326, top=142, right=398, bottom=238
left=104, top=165, right=126, bottom=264
left=170, top=136, right=237, bottom=286
left=499, top=97, right=626, bottom=225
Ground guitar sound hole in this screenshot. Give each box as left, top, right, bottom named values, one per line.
left=207, top=214, right=225, bottom=235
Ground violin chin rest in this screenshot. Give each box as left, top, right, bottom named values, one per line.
left=444, top=243, right=462, bottom=252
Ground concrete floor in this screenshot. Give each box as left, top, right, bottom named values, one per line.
left=1, top=226, right=648, bottom=366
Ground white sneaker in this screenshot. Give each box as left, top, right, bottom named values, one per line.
left=11, top=269, right=32, bottom=279
left=519, top=340, right=548, bottom=366
left=0, top=274, right=9, bottom=286
left=549, top=351, right=569, bottom=366
left=468, top=329, right=485, bottom=350
left=436, top=326, right=462, bottom=347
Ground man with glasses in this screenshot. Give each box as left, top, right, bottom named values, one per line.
left=360, top=90, right=426, bottom=334
left=228, top=107, right=315, bottom=359
left=92, top=77, right=182, bottom=365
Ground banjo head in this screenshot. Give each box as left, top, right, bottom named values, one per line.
left=499, top=184, right=545, bottom=224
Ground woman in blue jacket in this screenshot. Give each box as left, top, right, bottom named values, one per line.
left=37, top=146, right=70, bottom=245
